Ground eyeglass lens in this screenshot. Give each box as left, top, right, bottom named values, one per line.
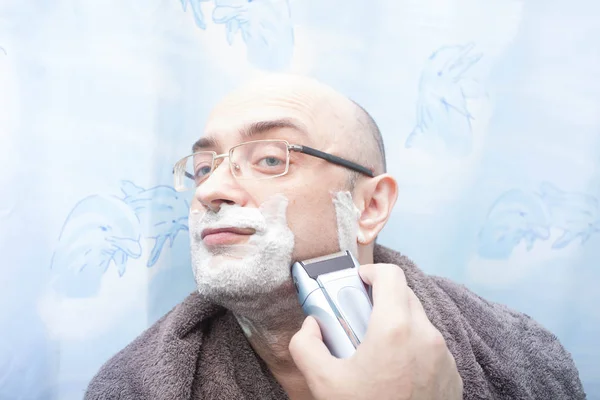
left=175, top=141, right=290, bottom=191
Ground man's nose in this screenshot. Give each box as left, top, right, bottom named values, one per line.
left=193, top=157, right=245, bottom=212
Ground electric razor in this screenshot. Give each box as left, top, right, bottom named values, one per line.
left=291, top=250, right=373, bottom=358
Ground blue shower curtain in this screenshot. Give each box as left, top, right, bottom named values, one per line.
left=1, top=0, right=598, bottom=398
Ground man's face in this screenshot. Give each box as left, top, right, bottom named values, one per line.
left=190, top=89, right=353, bottom=264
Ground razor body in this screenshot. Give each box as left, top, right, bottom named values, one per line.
left=291, top=250, right=373, bottom=358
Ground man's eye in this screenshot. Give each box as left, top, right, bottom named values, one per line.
left=194, top=164, right=212, bottom=178
left=259, top=157, right=283, bottom=167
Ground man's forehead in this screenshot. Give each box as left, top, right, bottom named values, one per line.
left=191, top=75, right=353, bottom=152
left=207, top=100, right=313, bottom=132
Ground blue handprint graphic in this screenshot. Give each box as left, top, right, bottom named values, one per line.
left=48, top=181, right=190, bottom=298
left=179, top=0, right=212, bottom=29
left=477, top=189, right=550, bottom=259
left=212, top=0, right=294, bottom=70
left=478, top=182, right=600, bottom=259
left=49, top=195, right=143, bottom=297
left=120, top=181, right=190, bottom=267
left=180, top=0, right=294, bottom=70
left=406, top=42, right=484, bottom=157
left=535, top=181, right=600, bottom=249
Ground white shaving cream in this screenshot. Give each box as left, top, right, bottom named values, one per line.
left=332, top=191, right=364, bottom=257
left=189, top=194, right=295, bottom=311
left=189, top=191, right=364, bottom=338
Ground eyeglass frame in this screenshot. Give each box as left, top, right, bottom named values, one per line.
left=172, top=139, right=375, bottom=191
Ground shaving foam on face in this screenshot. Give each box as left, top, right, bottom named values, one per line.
left=188, top=194, right=295, bottom=313
left=332, top=191, right=363, bottom=258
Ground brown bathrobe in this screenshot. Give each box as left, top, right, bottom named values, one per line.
left=84, top=245, right=586, bottom=399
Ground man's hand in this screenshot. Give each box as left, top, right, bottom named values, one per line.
left=288, top=263, right=463, bottom=400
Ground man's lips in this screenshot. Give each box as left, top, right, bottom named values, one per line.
left=200, top=227, right=256, bottom=245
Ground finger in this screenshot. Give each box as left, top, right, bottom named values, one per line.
left=359, top=263, right=409, bottom=305
left=406, top=287, right=431, bottom=326
left=358, top=264, right=411, bottom=333
left=407, top=288, right=447, bottom=345
left=289, top=316, right=339, bottom=384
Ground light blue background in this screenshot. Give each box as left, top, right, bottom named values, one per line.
left=1, top=0, right=598, bottom=398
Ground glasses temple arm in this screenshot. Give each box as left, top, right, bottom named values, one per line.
left=172, top=166, right=195, bottom=181
left=297, top=145, right=375, bottom=177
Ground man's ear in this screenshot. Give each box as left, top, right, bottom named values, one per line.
left=355, top=174, right=398, bottom=245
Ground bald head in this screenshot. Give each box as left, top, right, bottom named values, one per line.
left=343, top=99, right=387, bottom=190
left=207, top=73, right=386, bottom=187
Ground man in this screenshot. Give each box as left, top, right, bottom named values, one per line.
left=85, top=74, right=585, bottom=399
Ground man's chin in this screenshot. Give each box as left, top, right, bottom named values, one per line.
left=199, top=242, right=259, bottom=260
left=204, top=252, right=246, bottom=264
left=197, top=277, right=298, bottom=313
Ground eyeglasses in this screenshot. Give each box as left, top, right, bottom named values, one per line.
left=172, top=139, right=374, bottom=192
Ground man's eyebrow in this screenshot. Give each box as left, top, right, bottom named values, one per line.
left=240, top=118, right=307, bottom=138
left=192, top=118, right=307, bottom=153
left=192, top=136, right=219, bottom=153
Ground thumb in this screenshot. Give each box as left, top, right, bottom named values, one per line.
left=289, top=316, right=338, bottom=381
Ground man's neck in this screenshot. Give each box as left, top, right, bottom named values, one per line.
left=231, top=282, right=315, bottom=399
